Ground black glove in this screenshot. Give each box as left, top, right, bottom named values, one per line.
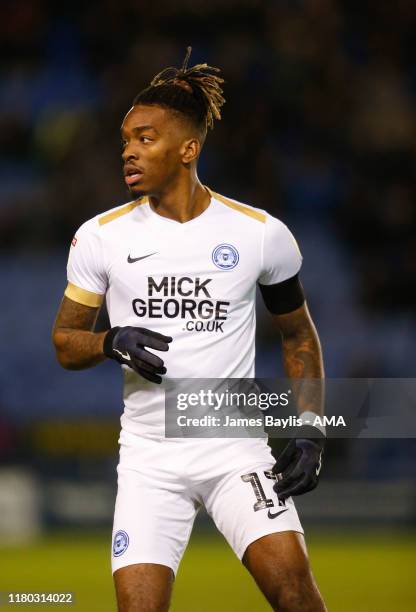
left=104, top=326, right=172, bottom=384
left=272, top=425, right=325, bottom=500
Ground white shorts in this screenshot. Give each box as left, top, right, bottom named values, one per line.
left=111, top=430, right=304, bottom=575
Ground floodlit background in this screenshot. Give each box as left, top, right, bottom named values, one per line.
left=0, top=1, right=415, bottom=610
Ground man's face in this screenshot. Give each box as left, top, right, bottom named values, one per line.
left=121, top=104, right=192, bottom=199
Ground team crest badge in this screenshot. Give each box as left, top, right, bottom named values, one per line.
left=113, top=530, right=129, bottom=557
left=212, top=244, right=239, bottom=270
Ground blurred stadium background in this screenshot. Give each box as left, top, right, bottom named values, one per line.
left=0, top=1, right=415, bottom=610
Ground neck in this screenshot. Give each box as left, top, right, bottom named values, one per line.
left=148, top=170, right=210, bottom=223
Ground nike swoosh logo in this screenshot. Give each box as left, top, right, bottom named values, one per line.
left=127, top=252, right=158, bottom=263
left=113, top=348, right=131, bottom=361
left=316, top=450, right=323, bottom=476
left=267, top=508, right=289, bottom=520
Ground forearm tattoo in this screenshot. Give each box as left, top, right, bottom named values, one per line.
left=273, top=306, right=324, bottom=416
left=52, top=297, right=107, bottom=369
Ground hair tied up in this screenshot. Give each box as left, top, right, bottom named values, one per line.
left=172, top=78, right=194, bottom=93
left=149, top=46, right=225, bottom=130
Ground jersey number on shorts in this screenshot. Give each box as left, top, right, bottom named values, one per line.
left=241, top=471, right=285, bottom=512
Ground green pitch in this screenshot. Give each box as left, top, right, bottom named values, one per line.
left=1, top=529, right=414, bottom=611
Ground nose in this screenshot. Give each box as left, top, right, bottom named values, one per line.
left=122, top=143, right=138, bottom=162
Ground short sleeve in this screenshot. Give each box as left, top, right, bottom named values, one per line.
left=258, top=215, right=302, bottom=285
left=64, top=220, right=107, bottom=307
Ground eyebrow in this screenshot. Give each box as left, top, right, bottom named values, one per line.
left=120, top=125, right=158, bottom=136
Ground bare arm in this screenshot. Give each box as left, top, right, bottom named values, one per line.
left=272, top=302, right=324, bottom=417
left=52, top=296, right=107, bottom=370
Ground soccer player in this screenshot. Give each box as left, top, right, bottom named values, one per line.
left=53, top=49, right=327, bottom=612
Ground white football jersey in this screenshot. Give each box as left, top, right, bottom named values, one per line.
left=65, top=188, right=302, bottom=437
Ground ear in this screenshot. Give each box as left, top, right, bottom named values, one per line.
left=181, top=138, right=200, bottom=164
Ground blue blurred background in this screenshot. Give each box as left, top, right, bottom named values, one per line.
left=0, top=2, right=415, bottom=608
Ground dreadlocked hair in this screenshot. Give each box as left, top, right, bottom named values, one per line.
left=132, top=47, right=225, bottom=134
